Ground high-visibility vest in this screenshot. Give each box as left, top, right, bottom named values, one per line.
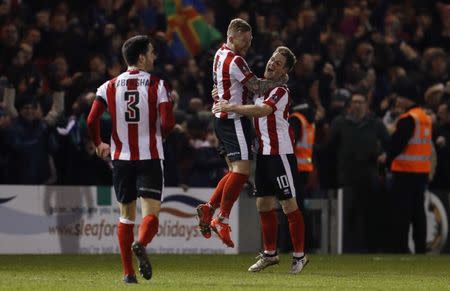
left=290, top=112, right=315, bottom=172
left=391, top=107, right=432, bottom=173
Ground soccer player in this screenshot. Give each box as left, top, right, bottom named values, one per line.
left=212, top=46, right=308, bottom=274
left=87, top=35, right=174, bottom=283
left=196, top=18, right=287, bottom=248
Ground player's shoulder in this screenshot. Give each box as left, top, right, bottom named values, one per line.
left=269, top=85, right=289, bottom=96
left=135, top=71, right=164, bottom=87
left=149, top=74, right=171, bottom=89
left=97, top=78, right=113, bottom=92
left=232, top=54, right=247, bottom=64
left=218, top=44, right=239, bottom=59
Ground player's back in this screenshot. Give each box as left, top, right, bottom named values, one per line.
left=213, top=44, right=254, bottom=119
left=97, top=70, right=169, bottom=161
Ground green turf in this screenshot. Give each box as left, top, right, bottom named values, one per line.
left=0, top=254, right=449, bottom=290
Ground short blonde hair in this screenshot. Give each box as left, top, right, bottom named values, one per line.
left=275, top=46, right=296, bottom=72
left=227, top=18, right=252, bottom=37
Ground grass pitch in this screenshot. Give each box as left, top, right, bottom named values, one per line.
left=0, top=254, right=449, bottom=290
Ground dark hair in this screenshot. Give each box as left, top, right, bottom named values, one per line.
left=15, top=95, right=38, bottom=110
left=121, top=35, right=152, bottom=66
left=391, top=76, right=419, bottom=103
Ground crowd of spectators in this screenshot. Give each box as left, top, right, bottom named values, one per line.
left=0, top=0, right=449, bottom=196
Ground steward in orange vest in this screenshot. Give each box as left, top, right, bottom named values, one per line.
left=290, top=110, right=315, bottom=172
left=387, top=76, right=431, bottom=254
left=390, top=107, right=432, bottom=173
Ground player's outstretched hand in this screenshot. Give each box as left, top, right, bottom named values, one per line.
left=212, top=100, right=231, bottom=114
left=96, top=142, right=111, bottom=159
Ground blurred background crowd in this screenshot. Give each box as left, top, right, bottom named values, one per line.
left=0, top=0, right=449, bottom=250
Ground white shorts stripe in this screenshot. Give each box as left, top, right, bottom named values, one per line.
left=160, top=159, right=165, bottom=201
left=280, top=154, right=296, bottom=197
left=234, top=118, right=248, bottom=160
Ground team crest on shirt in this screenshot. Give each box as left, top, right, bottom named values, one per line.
left=241, top=64, right=250, bottom=74
left=268, top=93, right=282, bottom=103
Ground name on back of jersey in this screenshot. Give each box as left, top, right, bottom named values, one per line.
left=116, top=78, right=153, bottom=88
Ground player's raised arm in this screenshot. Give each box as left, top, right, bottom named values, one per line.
left=243, top=74, right=288, bottom=95
left=229, top=54, right=288, bottom=96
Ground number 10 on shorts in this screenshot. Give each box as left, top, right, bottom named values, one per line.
left=276, top=175, right=289, bottom=189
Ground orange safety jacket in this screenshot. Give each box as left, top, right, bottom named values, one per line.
left=391, top=107, right=432, bottom=173
left=290, top=112, right=315, bottom=172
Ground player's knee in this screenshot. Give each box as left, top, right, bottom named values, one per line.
left=280, top=198, right=298, bottom=214
left=119, top=201, right=136, bottom=221
left=141, top=197, right=161, bottom=217
left=256, top=197, right=275, bottom=212
left=231, top=160, right=251, bottom=175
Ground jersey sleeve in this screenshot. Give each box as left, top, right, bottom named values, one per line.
left=157, top=79, right=173, bottom=105
left=96, top=81, right=109, bottom=103
left=263, top=87, right=288, bottom=111
left=230, top=56, right=254, bottom=84
left=157, top=79, right=175, bottom=138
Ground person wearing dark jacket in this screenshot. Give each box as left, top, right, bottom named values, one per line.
left=431, top=100, right=450, bottom=189
left=329, top=91, right=390, bottom=253
left=387, top=76, right=432, bottom=254
left=9, top=96, right=57, bottom=184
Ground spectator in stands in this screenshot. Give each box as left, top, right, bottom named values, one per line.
left=322, top=34, right=347, bottom=86
left=344, top=41, right=376, bottom=105
left=178, top=58, right=206, bottom=109
left=0, top=106, right=12, bottom=183
left=431, top=100, right=450, bottom=189
left=33, top=9, right=52, bottom=59
left=8, top=95, right=58, bottom=184
left=436, top=2, right=450, bottom=51
left=187, top=115, right=227, bottom=187
left=5, top=42, right=41, bottom=98
left=328, top=91, right=390, bottom=252
left=0, top=23, right=20, bottom=72
left=54, top=93, right=111, bottom=185
left=287, top=8, right=321, bottom=57
left=290, top=53, right=317, bottom=106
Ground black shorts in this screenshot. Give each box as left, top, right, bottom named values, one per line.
left=214, top=117, right=253, bottom=162
left=112, top=159, right=163, bottom=204
left=254, top=154, right=298, bottom=200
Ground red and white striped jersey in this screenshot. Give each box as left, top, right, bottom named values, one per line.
left=96, top=70, right=172, bottom=161
left=254, top=86, right=295, bottom=155
left=213, top=44, right=254, bottom=119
